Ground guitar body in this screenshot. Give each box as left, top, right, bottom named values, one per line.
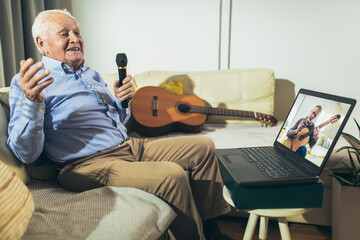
left=286, top=128, right=310, bottom=152
left=131, top=86, right=207, bottom=136
left=131, top=86, right=278, bottom=137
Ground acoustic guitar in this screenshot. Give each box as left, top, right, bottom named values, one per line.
left=285, top=114, right=341, bottom=152
left=131, top=86, right=278, bottom=137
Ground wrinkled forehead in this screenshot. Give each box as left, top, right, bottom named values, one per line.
left=42, top=13, right=80, bottom=34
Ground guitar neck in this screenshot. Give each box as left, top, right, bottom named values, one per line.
left=189, top=105, right=256, bottom=119
left=317, top=121, right=331, bottom=129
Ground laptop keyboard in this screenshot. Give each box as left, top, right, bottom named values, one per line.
left=242, top=147, right=305, bottom=179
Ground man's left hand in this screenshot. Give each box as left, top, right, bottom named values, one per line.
left=314, top=127, right=320, bottom=140
left=113, top=75, right=136, bottom=102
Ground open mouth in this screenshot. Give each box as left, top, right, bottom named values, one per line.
left=66, top=47, right=81, bottom=52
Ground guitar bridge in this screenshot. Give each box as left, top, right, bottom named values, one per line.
left=152, top=96, right=158, bottom=116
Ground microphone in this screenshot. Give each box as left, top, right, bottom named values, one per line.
left=115, top=53, right=128, bottom=108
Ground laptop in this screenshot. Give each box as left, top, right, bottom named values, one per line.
left=215, top=88, right=356, bottom=186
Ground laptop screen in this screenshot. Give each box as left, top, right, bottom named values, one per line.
left=276, top=90, right=353, bottom=167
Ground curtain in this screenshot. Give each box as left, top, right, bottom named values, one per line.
left=0, top=0, right=71, bottom=87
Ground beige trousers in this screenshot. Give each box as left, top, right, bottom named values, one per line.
left=57, top=135, right=231, bottom=240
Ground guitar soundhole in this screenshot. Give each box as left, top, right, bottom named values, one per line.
left=178, top=104, right=191, bottom=113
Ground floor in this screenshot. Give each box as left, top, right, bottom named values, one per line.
left=218, top=216, right=332, bottom=240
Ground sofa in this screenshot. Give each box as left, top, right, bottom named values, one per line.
left=0, top=68, right=347, bottom=239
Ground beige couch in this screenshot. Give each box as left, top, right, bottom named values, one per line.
left=0, top=68, right=347, bottom=239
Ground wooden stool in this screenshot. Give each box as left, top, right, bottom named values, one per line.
left=223, top=187, right=312, bottom=240
left=243, top=208, right=311, bottom=240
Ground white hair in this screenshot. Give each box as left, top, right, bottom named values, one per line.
left=32, top=9, right=79, bottom=53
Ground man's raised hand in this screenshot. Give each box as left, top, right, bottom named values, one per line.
left=19, top=58, right=54, bottom=102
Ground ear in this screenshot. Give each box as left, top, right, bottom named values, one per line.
left=36, top=36, right=47, bottom=55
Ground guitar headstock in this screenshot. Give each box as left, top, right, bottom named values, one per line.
left=255, top=113, right=278, bottom=127
left=330, top=114, right=341, bottom=124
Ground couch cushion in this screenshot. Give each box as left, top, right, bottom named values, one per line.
left=0, top=87, right=30, bottom=183
left=103, top=69, right=276, bottom=125
left=24, top=180, right=176, bottom=240
left=0, top=160, right=34, bottom=240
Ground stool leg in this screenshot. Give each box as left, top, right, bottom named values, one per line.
left=278, top=217, right=291, bottom=240
left=243, top=213, right=259, bottom=240
left=259, top=216, right=269, bottom=240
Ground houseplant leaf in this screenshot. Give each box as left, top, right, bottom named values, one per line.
left=331, top=119, right=360, bottom=187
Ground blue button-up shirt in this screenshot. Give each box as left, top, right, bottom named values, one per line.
left=7, top=56, right=130, bottom=163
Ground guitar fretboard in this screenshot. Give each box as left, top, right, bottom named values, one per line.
left=189, top=105, right=256, bottom=119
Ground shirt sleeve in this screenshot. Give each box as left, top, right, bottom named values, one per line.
left=96, top=72, right=131, bottom=126
left=114, top=98, right=131, bottom=124
left=286, top=118, right=302, bottom=138
left=7, top=75, right=45, bottom=164
left=308, top=123, right=317, bottom=148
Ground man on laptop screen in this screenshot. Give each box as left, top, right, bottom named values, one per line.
left=277, top=93, right=347, bottom=168
left=285, top=105, right=322, bottom=157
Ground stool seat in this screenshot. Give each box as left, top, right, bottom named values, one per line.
left=223, top=186, right=312, bottom=240
left=249, top=208, right=309, bottom=218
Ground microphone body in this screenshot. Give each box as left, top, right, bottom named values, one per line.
left=116, top=53, right=128, bottom=108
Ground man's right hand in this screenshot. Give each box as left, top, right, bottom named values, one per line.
left=19, top=58, right=54, bottom=103
left=296, top=119, right=305, bottom=133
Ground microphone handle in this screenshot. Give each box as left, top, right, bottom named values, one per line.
left=117, top=66, right=128, bottom=108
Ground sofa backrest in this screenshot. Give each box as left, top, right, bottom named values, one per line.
left=103, top=69, right=285, bottom=125
left=0, top=87, right=30, bottom=183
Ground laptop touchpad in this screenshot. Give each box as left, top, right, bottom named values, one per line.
left=226, top=154, right=267, bottom=179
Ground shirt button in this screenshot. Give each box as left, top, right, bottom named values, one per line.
left=37, top=130, right=41, bottom=134
left=39, top=109, right=44, bottom=113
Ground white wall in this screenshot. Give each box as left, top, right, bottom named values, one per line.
left=69, top=0, right=360, bottom=133
left=229, top=0, right=360, bottom=133
left=70, top=0, right=220, bottom=75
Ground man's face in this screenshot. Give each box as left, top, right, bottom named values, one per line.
left=38, top=13, right=84, bottom=71
left=306, top=107, right=320, bottom=124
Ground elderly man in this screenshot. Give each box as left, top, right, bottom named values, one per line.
left=7, top=9, right=232, bottom=240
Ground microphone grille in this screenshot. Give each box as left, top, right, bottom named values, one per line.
left=116, top=53, right=127, bottom=67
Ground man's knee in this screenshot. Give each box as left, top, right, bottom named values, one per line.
left=157, top=162, right=192, bottom=198
left=193, top=136, right=215, bottom=151
left=297, top=146, right=307, bottom=157
left=163, top=162, right=189, bottom=183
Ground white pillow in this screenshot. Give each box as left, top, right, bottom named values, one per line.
left=0, top=160, right=34, bottom=239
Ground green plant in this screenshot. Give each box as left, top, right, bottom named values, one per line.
left=330, top=119, right=360, bottom=186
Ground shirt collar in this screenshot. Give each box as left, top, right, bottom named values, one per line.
left=41, top=56, right=86, bottom=74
